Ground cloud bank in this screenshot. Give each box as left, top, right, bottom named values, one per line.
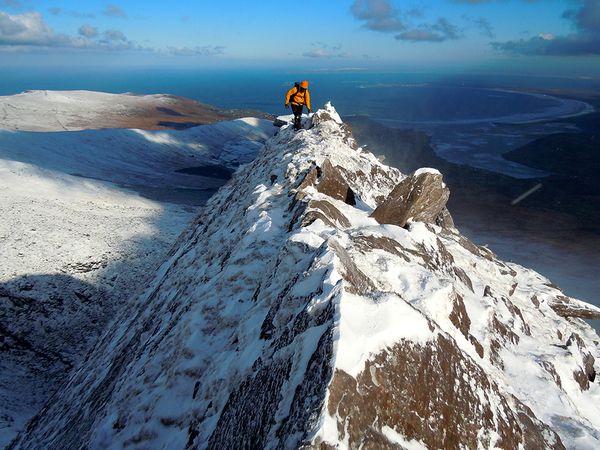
left=351, top=0, right=404, bottom=32
left=0, top=9, right=223, bottom=56
left=350, top=0, right=461, bottom=43
left=493, top=0, right=600, bottom=55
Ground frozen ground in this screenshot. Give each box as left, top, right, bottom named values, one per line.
left=0, top=91, right=273, bottom=446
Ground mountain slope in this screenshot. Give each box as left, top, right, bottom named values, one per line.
left=0, top=90, right=271, bottom=132
left=0, top=109, right=273, bottom=447
left=11, top=104, right=600, bottom=449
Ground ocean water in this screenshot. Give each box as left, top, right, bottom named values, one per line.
left=2, top=68, right=593, bottom=177
left=1, top=68, right=596, bottom=119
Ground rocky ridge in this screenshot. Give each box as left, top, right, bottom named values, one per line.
left=10, top=103, right=600, bottom=449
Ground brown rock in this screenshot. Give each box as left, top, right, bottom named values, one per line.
left=454, top=267, right=474, bottom=292
left=340, top=123, right=358, bottom=149
left=317, top=160, right=356, bottom=205
left=310, top=110, right=334, bottom=126
left=435, top=207, right=455, bottom=228
left=302, top=200, right=351, bottom=229
left=351, top=234, right=411, bottom=262
left=584, top=354, right=596, bottom=383
left=297, top=165, right=320, bottom=193
left=449, top=293, right=471, bottom=338
left=540, top=361, right=563, bottom=389
left=371, top=169, right=450, bottom=228
left=548, top=296, right=600, bottom=320
left=323, top=335, right=564, bottom=450
left=574, top=353, right=597, bottom=391
left=469, top=335, right=485, bottom=358
left=574, top=368, right=590, bottom=391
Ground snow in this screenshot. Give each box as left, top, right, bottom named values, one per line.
left=334, top=291, right=436, bottom=377
left=7, top=101, right=600, bottom=449
left=413, top=167, right=441, bottom=176
left=381, top=426, right=428, bottom=450
left=0, top=90, right=195, bottom=131
left=0, top=117, right=273, bottom=196
left=0, top=91, right=274, bottom=447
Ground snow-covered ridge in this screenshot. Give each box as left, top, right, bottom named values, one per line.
left=0, top=90, right=239, bottom=131
left=10, top=103, right=600, bottom=449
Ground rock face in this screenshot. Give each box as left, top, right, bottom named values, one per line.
left=549, top=295, right=600, bottom=320
left=326, top=336, right=564, bottom=450
left=371, top=168, right=450, bottom=228
left=10, top=103, right=600, bottom=449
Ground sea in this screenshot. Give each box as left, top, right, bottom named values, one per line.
left=1, top=67, right=598, bottom=329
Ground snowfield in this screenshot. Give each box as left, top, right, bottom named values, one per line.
left=8, top=103, right=599, bottom=449
left=0, top=91, right=273, bottom=447
left=0, top=90, right=236, bottom=132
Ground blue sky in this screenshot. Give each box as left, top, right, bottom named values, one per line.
left=1, top=0, right=599, bottom=75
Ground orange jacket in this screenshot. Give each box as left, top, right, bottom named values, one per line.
left=285, top=87, right=311, bottom=110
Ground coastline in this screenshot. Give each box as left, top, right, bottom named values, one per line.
left=354, top=86, right=595, bottom=127
left=364, top=89, right=596, bottom=179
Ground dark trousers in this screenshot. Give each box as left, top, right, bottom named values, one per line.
left=291, top=103, right=303, bottom=130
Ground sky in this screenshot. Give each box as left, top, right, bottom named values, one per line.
left=1, top=0, right=599, bottom=76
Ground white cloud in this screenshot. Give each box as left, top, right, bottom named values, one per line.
left=303, top=42, right=349, bottom=58
left=0, top=10, right=127, bottom=50
left=0, top=9, right=224, bottom=57
left=0, top=11, right=78, bottom=47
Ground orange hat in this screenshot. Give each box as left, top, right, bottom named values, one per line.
left=300, top=80, right=309, bottom=89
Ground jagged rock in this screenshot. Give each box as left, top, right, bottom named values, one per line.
left=435, top=206, right=454, bottom=228
left=316, top=160, right=356, bottom=205
left=371, top=168, right=450, bottom=228
left=296, top=164, right=319, bottom=193
left=273, top=118, right=288, bottom=127
left=302, top=200, right=351, bottom=229
left=573, top=353, right=596, bottom=391
left=325, top=335, right=565, bottom=450
left=549, top=295, right=600, bottom=320
left=293, top=159, right=356, bottom=206
left=449, top=293, right=471, bottom=338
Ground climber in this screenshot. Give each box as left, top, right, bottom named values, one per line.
left=285, top=80, right=311, bottom=130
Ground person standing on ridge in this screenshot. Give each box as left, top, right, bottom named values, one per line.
left=285, top=80, right=311, bottom=130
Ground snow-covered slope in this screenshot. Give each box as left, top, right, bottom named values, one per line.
left=0, top=111, right=273, bottom=447
left=0, top=90, right=240, bottom=132
left=10, top=104, right=600, bottom=449
left=0, top=117, right=272, bottom=198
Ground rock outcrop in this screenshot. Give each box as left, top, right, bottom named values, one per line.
left=371, top=168, right=451, bottom=228
left=10, top=103, right=600, bottom=450
left=549, top=295, right=600, bottom=320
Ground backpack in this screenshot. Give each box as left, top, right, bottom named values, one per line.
left=291, top=81, right=306, bottom=103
